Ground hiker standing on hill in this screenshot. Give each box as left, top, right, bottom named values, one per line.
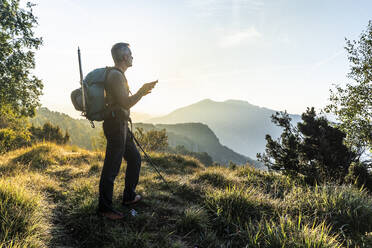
left=98, top=42, right=157, bottom=220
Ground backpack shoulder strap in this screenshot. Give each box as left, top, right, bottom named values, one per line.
left=104, top=67, right=132, bottom=95
left=106, top=66, right=124, bottom=76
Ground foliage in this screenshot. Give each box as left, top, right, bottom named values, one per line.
left=0, top=105, right=33, bottom=154
left=345, top=161, right=372, bottom=191
left=0, top=0, right=43, bottom=117
left=0, top=128, right=31, bottom=154
left=0, top=104, right=29, bottom=131
left=29, top=122, right=69, bottom=145
left=325, top=20, right=372, bottom=154
left=134, top=127, right=168, bottom=152
left=257, top=107, right=355, bottom=184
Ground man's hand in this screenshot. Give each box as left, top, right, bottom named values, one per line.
left=139, top=80, right=158, bottom=96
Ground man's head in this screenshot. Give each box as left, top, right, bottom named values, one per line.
left=111, top=42, right=133, bottom=67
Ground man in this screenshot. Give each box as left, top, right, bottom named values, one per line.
left=98, top=42, right=157, bottom=220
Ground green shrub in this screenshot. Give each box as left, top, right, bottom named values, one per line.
left=29, top=122, right=69, bottom=145
left=0, top=128, right=31, bottom=154
left=345, top=161, right=372, bottom=191
left=134, top=127, right=168, bottom=152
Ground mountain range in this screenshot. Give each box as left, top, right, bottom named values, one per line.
left=146, top=99, right=301, bottom=158
left=31, top=108, right=259, bottom=167
left=134, top=122, right=260, bottom=167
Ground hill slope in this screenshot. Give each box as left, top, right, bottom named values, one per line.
left=1, top=143, right=372, bottom=247
left=147, top=99, right=302, bottom=158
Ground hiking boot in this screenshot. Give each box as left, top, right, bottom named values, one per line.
left=97, top=209, right=124, bottom=220
left=123, top=194, right=142, bottom=206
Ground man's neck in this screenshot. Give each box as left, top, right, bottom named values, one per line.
left=114, top=63, right=128, bottom=73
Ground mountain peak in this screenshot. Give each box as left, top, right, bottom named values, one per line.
left=195, top=99, right=255, bottom=107
left=223, top=99, right=254, bottom=106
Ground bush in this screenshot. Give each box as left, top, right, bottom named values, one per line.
left=134, top=127, right=168, bottom=152
left=258, top=108, right=355, bottom=184
left=0, top=128, right=31, bottom=154
left=30, top=122, right=69, bottom=145
left=345, top=161, right=372, bottom=191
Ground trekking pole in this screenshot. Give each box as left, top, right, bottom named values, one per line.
left=129, top=128, right=175, bottom=194
left=78, top=47, right=86, bottom=114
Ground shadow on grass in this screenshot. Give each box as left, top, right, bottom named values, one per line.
left=192, top=171, right=235, bottom=189
left=143, top=153, right=202, bottom=176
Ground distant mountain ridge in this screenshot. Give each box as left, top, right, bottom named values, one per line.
left=31, top=108, right=260, bottom=167
left=134, top=122, right=260, bottom=167
left=147, top=99, right=301, bottom=158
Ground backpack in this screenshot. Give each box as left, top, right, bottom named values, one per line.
left=71, top=67, right=112, bottom=123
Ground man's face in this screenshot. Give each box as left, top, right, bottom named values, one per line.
left=124, top=49, right=133, bottom=67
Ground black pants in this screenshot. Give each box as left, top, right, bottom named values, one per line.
left=98, top=118, right=141, bottom=212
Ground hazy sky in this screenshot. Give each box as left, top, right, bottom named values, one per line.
left=32, top=0, right=372, bottom=118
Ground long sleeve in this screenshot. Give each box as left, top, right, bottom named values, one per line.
left=105, top=70, right=142, bottom=110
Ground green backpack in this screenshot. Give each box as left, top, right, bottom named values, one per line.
left=71, top=67, right=114, bottom=124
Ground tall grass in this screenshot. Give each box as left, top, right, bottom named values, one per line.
left=0, top=180, right=48, bottom=248
left=283, top=184, right=372, bottom=240
left=2, top=143, right=372, bottom=247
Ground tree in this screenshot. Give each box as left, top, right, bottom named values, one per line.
left=257, top=108, right=355, bottom=184
left=134, top=127, right=169, bottom=152
left=29, top=122, right=70, bottom=144
left=257, top=111, right=302, bottom=178
left=0, top=0, right=43, bottom=117
left=325, top=21, right=372, bottom=155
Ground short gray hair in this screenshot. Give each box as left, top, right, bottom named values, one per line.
left=111, top=42, right=130, bottom=64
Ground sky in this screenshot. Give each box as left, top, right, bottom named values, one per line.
left=31, top=0, right=372, bottom=118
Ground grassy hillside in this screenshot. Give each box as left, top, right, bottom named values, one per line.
left=1, top=143, right=372, bottom=247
